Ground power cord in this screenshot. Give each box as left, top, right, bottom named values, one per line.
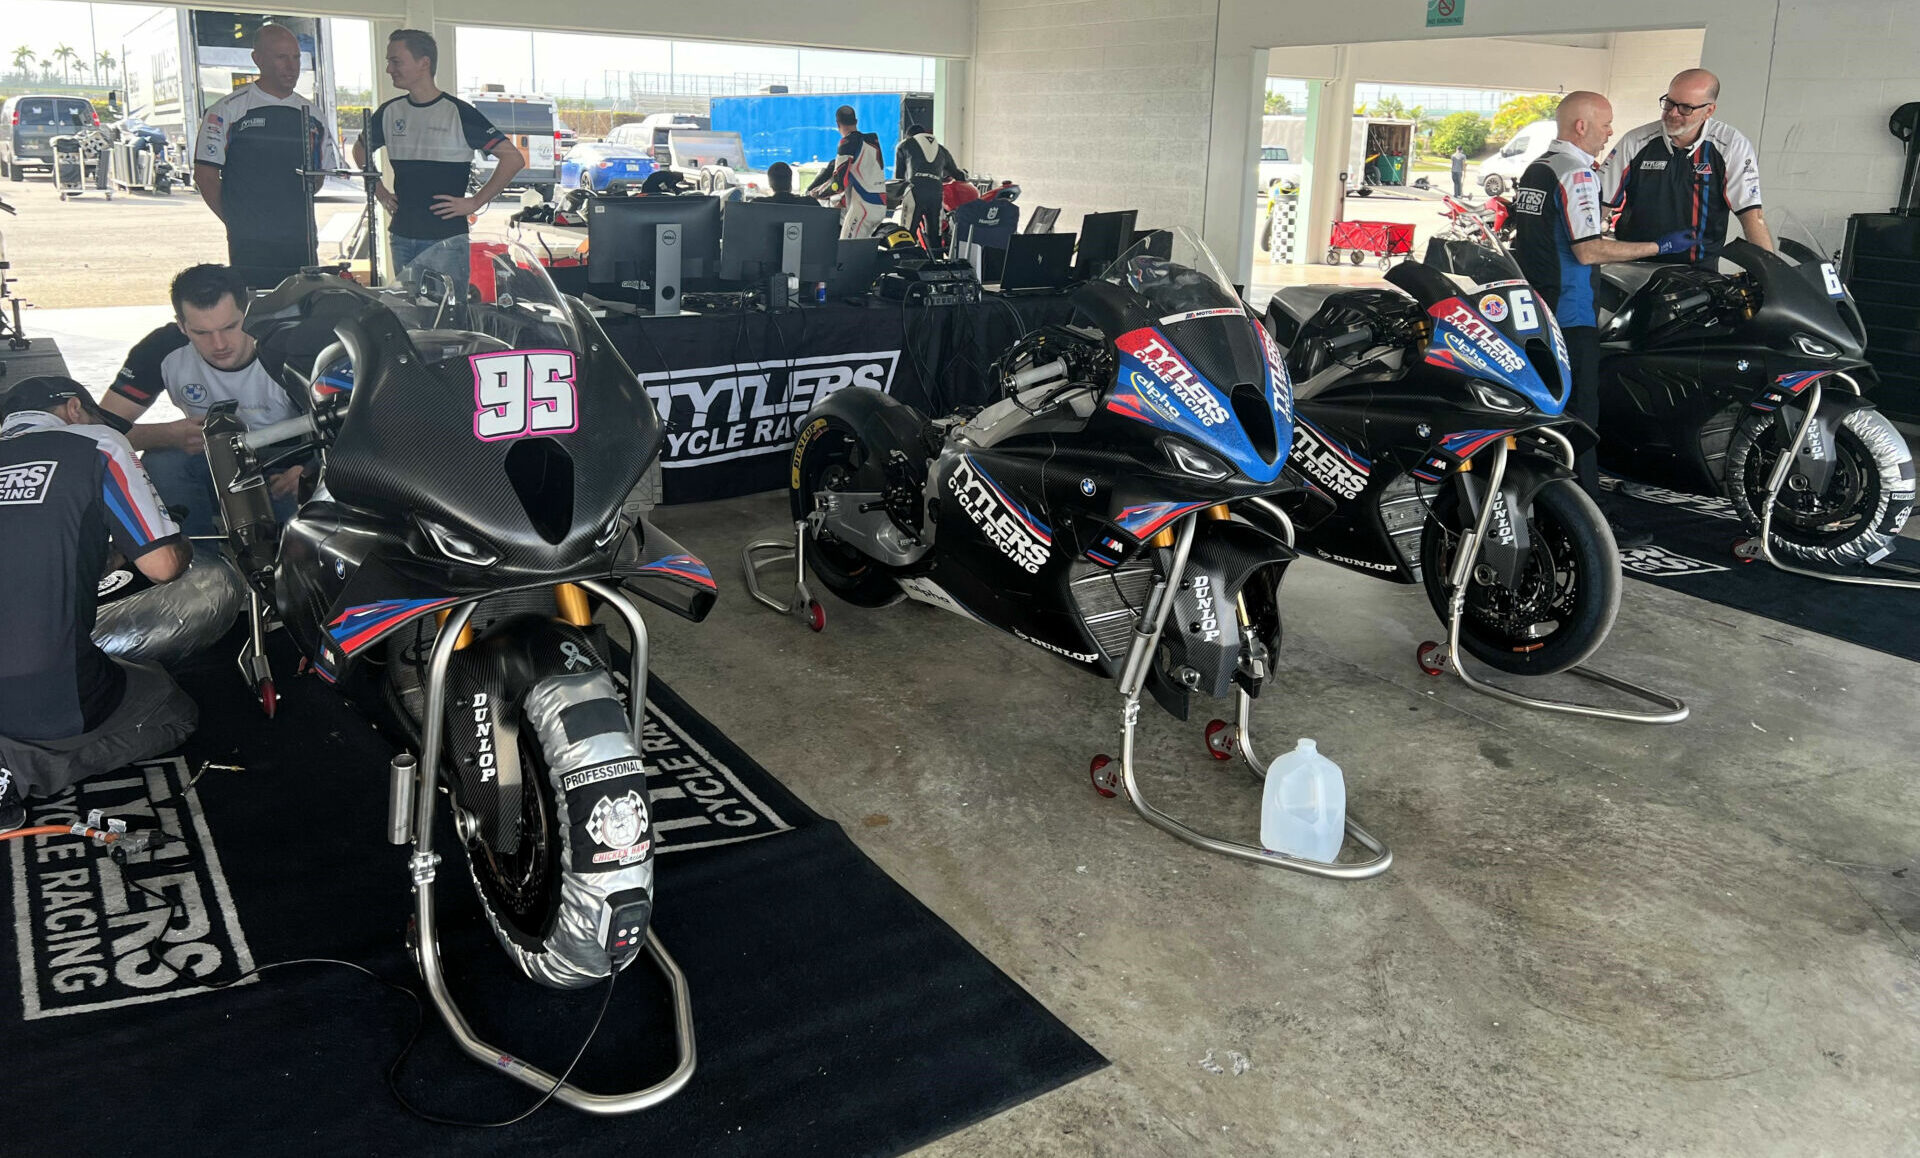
left=103, top=813, right=616, bottom=1128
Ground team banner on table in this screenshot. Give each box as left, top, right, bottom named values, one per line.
left=637, top=349, right=902, bottom=471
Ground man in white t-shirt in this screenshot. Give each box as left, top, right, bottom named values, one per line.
left=194, top=24, right=341, bottom=288
left=99, top=265, right=306, bottom=535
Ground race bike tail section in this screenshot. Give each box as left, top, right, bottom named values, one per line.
left=204, top=235, right=701, bottom=1113
left=1262, top=208, right=1684, bottom=725
left=749, top=227, right=1394, bottom=879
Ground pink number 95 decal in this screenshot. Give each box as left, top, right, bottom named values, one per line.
left=472, top=349, right=579, bottom=441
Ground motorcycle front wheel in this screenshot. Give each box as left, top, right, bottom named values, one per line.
left=791, top=417, right=907, bottom=608
left=1724, top=406, right=1915, bottom=567
left=1419, top=479, right=1622, bottom=676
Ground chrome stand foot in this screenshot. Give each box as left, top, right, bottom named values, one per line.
left=1748, top=376, right=1920, bottom=591
left=1102, top=516, right=1392, bottom=879
left=404, top=590, right=696, bottom=1115
left=741, top=521, right=823, bottom=628
left=1434, top=440, right=1689, bottom=725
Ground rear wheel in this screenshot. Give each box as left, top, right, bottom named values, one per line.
left=1419, top=478, right=1621, bottom=675
left=791, top=417, right=906, bottom=608
left=1724, top=406, right=1915, bottom=567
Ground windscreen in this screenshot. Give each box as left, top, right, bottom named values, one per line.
left=387, top=235, right=581, bottom=363
left=1424, top=202, right=1527, bottom=290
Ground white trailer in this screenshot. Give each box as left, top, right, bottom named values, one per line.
left=119, top=9, right=338, bottom=171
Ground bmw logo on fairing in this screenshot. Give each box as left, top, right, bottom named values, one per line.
left=1080, top=478, right=1096, bottom=496
left=334, top=558, right=345, bottom=578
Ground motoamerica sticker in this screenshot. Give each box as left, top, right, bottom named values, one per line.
left=8, top=758, right=255, bottom=1020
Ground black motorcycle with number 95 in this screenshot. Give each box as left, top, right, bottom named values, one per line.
left=201, top=237, right=713, bottom=1112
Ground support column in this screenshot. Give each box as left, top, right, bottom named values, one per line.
left=1200, top=47, right=1268, bottom=291
left=1303, top=48, right=1356, bottom=268
left=934, top=58, right=968, bottom=171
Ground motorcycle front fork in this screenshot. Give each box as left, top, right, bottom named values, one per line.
left=1739, top=373, right=1920, bottom=590
left=1421, top=437, right=1688, bottom=724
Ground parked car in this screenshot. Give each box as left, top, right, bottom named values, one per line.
left=464, top=90, right=558, bottom=199
left=1474, top=118, right=1556, bottom=197
left=1, top=94, right=101, bottom=180
left=1257, top=145, right=1303, bottom=198
left=555, top=117, right=578, bottom=151
left=606, top=113, right=708, bottom=170
left=558, top=140, right=656, bottom=193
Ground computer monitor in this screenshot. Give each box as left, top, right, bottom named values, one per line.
left=997, top=232, right=1077, bottom=293
left=586, top=194, right=723, bottom=315
left=719, top=199, right=840, bottom=303
left=1074, top=210, right=1139, bottom=280
left=1129, top=228, right=1174, bottom=260
left=825, top=237, right=887, bottom=300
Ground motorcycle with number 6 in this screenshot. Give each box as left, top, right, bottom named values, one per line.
left=202, top=237, right=713, bottom=1112
left=748, top=228, right=1392, bottom=878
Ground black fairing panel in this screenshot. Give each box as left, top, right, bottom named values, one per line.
left=317, top=295, right=660, bottom=576
left=615, top=518, right=719, bottom=622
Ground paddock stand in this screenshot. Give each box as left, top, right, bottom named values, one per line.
left=1413, top=436, right=1691, bottom=726
left=1731, top=373, right=1920, bottom=592
left=393, top=585, right=698, bottom=1114
left=742, top=520, right=826, bottom=631
left=743, top=514, right=1392, bottom=879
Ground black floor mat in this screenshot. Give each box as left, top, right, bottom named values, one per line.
left=2, top=640, right=1103, bottom=1154
left=1605, top=477, right=1920, bottom=663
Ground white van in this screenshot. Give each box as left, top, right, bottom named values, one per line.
left=464, top=90, right=559, bottom=198
left=1474, top=119, right=1556, bottom=197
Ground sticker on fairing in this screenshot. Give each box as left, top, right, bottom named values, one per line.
left=1158, top=307, right=1245, bottom=326
left=949, top=455, right=1051, bottom=573
left=473, top=349, right=579, bottom=442
left=1115, top=328, right=1230, bottom=427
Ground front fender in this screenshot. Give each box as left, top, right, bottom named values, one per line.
left=1147, top=518, right=1296, bottom=720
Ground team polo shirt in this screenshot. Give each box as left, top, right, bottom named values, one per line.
left=111, top=324, right=300, bottom=431
left=366, top=93, right=508, bottom=241
left=1600, top=119, right=1763, bottom=266
left=0, top=411, right=182, bottom=741
left=196, top=83, right=341, bottom=243
left=1512, top=141, right=1605, bottom=329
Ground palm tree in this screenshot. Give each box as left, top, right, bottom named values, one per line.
left=95, top=51, right=116, bottom=85
left=52, top=43, right=78, bottom=85
left=11, top=46, right=35, bottom=82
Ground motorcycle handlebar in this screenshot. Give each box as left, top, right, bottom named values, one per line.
left=1326, top=327, right=1374, bottom=353
left=241, top=413, right=319, bottom=450
left=1669, top=290, right=1713, bottom=315
left=1009, top=358, right=1068, bottom=390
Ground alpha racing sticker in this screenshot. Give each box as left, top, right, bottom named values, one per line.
left=1116, top=329, right=1230, bottom=427
left=1438, top=305, right=1527, bottom=374
left=639, top=350, right=900, bottom=469
left=9, top=758, right=255, bottom=1020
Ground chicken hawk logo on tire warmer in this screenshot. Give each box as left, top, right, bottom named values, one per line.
left=586, top=791, right=651, bottom=866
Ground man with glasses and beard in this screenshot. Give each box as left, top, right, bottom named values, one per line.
left=1600, top=68, right=1773, bottom=266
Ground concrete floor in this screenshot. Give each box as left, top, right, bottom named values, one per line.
left=640, top=490, right=1920, bottom=1158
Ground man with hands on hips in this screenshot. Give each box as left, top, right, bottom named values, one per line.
left=351, top=28, right=525, bottom=272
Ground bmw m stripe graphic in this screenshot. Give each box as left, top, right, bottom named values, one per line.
left=1438, top=429, right=1514, bottom=458
left=1085, top=535, right=1129, bottom=566
left=1115, top=501, right=1210, bottom=540
left=1777, top=370, right=1825, bottom=394
left=966, top=456, right=1052, bottom=544
left=636, top=553, right=717, bottom=589
left=327, top=597, right=463, bottom=654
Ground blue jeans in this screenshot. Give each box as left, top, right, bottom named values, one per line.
left=142, top=447, right=296, bottom=537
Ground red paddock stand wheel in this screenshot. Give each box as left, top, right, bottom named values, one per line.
left=1416, top=642, right=1448, bottom=677
left=806, top=599, right=826, bottom=632
left=1203, top=719, right=1236, bottom=761
left=1732, top=537, right=1762, bottom=563
left=1088, top=755, right=1122, bottom=798
left=256, top=679, right=278, bottom=718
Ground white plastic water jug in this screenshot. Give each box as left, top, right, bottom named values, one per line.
left=1260, top=738, right=1346, bottom=862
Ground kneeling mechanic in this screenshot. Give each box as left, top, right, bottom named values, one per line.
left=0, top=377, right=198, bottom=833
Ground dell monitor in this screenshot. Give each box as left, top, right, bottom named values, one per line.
left=586, top=194, right=723, bottom=315
left=1073, top=210, right=1139, bottom=280
left=719, top=199, right=840, bottom=305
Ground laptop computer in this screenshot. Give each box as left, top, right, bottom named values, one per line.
left=997, top=232, right=1077, bottom=294
left=825, top=237, right=888, bottom=300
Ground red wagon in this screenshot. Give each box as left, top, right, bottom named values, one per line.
left=1327, top=220, right=1415, bottom=268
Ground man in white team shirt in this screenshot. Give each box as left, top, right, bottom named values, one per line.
left=100, top=264, right=306, bottom=535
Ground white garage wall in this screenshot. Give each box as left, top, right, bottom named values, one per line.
left=1604, top=29, right=1705, bottom=133
left=967, top=0, right=1219, bottom=240
left=1758, top=1, right=1918, bottom=244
